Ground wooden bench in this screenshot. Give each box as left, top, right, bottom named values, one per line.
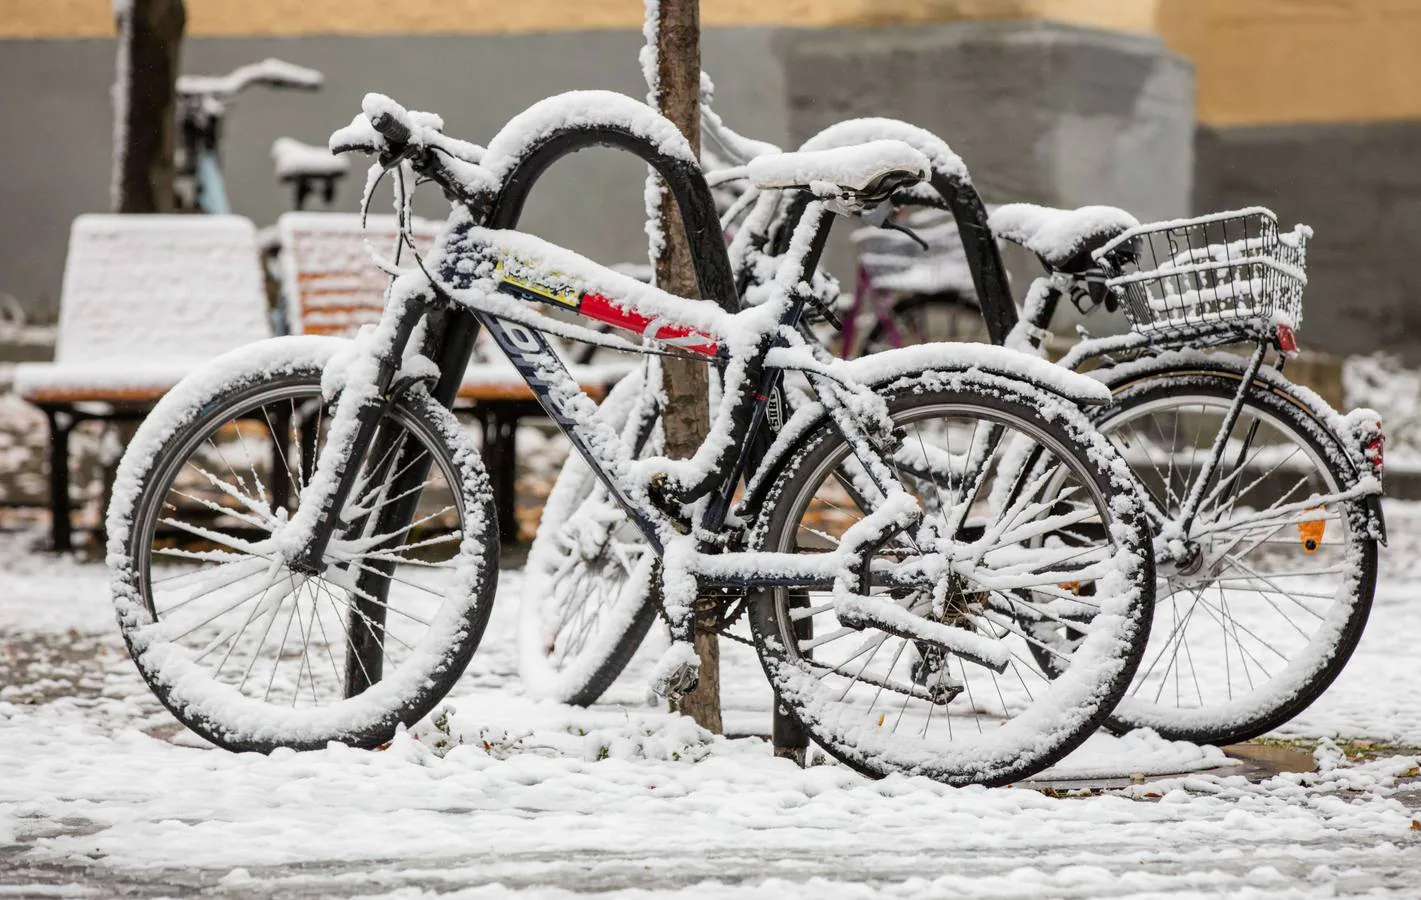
left=277, top=212, right=627, bottom=539
left=13, top=215, right=273, bottom=550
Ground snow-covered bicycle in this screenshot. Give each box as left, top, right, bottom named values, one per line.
left=107, top=91, right=1156, bottom=786
left=986, top=203, right=1386, bottom=745
left=525, top=116, right=1386, bottom=749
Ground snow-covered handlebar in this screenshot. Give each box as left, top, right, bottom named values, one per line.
left=176, top=58, right=323, bottom=100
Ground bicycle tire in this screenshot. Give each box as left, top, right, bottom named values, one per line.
left=107, top=336, right=499, bottom=752
left=1088, top=363, right=1378, bottom=745
left=518, top=366, right=661, bottom=705
left=746, top=374, right=1155, bottom=786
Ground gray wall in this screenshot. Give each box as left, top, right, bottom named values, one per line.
left=777, top=20, right=1194, bottom=325
left=1196, top=120, right=1421, bottom=363
left=0, top=29, right=788, bottom=323
left=1, top=21, right=1191, bottom=325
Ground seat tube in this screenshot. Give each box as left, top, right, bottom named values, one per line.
left=195, top=151, right=231, bottom=215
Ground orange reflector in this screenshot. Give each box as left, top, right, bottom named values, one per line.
left=1299, top=507, right=1326, bottom=553
left=877, top=713, right=886, bottom=727
left=1059, top=581, right=1081, bottom=594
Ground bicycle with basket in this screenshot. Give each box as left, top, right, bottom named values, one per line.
left=987, top=201, right=1385, bottom=745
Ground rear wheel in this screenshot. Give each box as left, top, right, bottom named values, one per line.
left=748, top=376, right=1154, bottom=786
left=518, top=366, right=661, bottom=705
left=108, top=338, right=498, bottom=752
left=1090, top=367, right=1377, bottom=744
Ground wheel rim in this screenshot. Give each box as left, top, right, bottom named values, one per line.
left=761, top=398, right=1147, bottom=782
left=1099, top=391, right=1359, bottom=733
left=525, top=489, right=657, bottom=692
left=131, top=378, right=472, bottom=716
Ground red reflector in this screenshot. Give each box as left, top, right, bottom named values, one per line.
left=1367, top=431, right=1385, bottom=474
left=1276, top=324, right=1299, bottom=356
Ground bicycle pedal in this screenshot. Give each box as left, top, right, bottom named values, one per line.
left=649, top=643, right=701, bottom=701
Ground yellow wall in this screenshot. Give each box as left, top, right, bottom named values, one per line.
left=1157, top=0, right=1421, bottom=126
left=0, top=0, right=1153, bottom=39
left=5, top=0, right=1416, bottom=126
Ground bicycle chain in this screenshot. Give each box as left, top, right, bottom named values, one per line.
left=648, top=583, right=756, bottom=647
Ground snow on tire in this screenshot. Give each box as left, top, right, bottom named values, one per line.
left=1090, top=362, right=1378, bottom=745
left=518, top=367, right=661, bottom=705
left=107, top=336, right=499, bottom=752
left=747, top=372, right=1155, bottom=787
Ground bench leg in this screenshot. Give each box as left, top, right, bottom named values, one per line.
left=44, top=409, right=73, bottom=553
left=479, top=407, right=521, bottom=542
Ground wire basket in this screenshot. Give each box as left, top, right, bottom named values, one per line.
left=1092, top=207, right=1311, bottom=338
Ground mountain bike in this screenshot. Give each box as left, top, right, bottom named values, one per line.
left=107, top=91, right=1155, bottom=786
left=988, top=201, right=1386, bottom=745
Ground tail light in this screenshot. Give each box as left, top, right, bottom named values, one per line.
left=1346, top=410, right=1385, bottom=477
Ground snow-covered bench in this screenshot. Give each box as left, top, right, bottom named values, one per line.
left=13, top=215, right=272, bottom=549
left=278, top=212, right=626, bottom=539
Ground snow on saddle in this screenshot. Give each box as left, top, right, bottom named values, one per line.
left=989, top=203, right=1140, bottom=273
left=746, top=140, right=930, bottom=202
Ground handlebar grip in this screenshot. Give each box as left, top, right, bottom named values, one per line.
left=369, top=111, right=413, bottom=148
left=329, top=136, right=376, bottom=155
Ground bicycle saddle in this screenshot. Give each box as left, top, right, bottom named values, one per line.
left=746, top=140, right=929, bottom=202
left=989, top=203, right=1139, bottom=273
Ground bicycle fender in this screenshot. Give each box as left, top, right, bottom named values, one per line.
left=739, top=357, right=1097, bottom=528
left=1092, top=350, right=1388, bottom=545
left=837, top=343, right=1111, bottom=406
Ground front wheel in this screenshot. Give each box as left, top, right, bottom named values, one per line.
left=107, top=337, right=499, bottom=753
left=748, top=375, right=1155, bottom=786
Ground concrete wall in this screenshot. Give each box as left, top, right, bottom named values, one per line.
left=1195, top=120, right=1421, bottom=363
left=780, top=21, right=1194, bottom=219
left=778, top=20, right=1194, bottom=318
left=0, top=20, right=1191, bottom=325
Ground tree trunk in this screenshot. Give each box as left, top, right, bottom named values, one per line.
left=113, top=0, right=186, bottom=213
left=645, top=0, right=721, bottom=735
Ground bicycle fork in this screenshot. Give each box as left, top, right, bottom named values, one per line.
left=279, top=288, right=438, bottom=695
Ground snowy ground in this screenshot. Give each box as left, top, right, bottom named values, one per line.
left=2, top=504, right=1420, bottom=897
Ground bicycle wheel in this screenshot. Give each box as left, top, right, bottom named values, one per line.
left=747, top=374, right=1155, bottom=786
left=108, top=337, right=499, bottom=752
left=518, top=366, right=661, bottom=705
left=861, top=293, right=987, bottom=356
left=1089, top=365, right=1377, bottom=745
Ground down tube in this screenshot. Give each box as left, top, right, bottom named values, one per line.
left=478, top=313, right=666, bottom=554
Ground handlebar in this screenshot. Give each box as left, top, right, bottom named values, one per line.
left=368, top=108, right=413, bottom=148
left=329, top=93, right=494, bottom=205
left=177, top=58, right=323, bottom=100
